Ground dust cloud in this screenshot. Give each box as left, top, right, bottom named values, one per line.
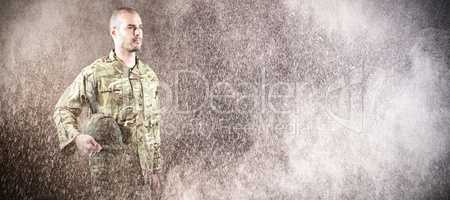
left=1, top=0, right=449, bottom=199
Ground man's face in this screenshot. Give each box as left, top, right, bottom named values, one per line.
left=112, top=12, right=143, bottom=52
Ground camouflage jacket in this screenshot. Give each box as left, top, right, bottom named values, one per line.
left=53, top=50, right=161, bottom=174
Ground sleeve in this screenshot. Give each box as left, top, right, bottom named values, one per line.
left=152, top=84, right=162, bottom=174
left=53, top=69, right=95, bottom=154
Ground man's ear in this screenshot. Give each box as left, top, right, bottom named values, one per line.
left=110, top=27, right=117, bottom=38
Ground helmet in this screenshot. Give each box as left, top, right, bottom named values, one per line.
left=84, top=113, right=123, bottom=145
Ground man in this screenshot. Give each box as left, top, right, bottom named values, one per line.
left=53, top=7, right=161, bottom=199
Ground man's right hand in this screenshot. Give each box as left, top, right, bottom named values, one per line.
left=75, top=134, right=102, bottom=156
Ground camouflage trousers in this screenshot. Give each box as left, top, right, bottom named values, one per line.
left=89, top=144, right=152, bottom=200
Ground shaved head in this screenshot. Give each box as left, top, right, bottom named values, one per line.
left=110, top=7, right=139, bottom=31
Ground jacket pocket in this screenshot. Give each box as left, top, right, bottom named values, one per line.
left=98, top=77, right=128, bottom=116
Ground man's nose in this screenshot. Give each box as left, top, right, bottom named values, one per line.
left=134, top=28, right=142, bottom=37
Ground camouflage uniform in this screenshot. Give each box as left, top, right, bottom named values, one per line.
left=53, top=50, right=161, bottom=200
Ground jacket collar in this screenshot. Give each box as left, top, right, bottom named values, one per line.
left=108, top=49, right=140, bottom=69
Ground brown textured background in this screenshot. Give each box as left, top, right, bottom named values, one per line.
left=1, top=0, right=449, bottom=199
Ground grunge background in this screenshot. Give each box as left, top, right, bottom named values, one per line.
left=1, top=0, right=449, bottom=199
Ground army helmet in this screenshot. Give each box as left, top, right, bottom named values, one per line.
left=84, top=113, right=123, bottom=145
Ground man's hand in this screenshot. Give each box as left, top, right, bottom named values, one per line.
left=151, top=173, right=161, bottom=196
left=74, top=134, right=102, bottom=156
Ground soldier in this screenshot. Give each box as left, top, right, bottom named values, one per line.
left=53, top=7, right=161, bottom=199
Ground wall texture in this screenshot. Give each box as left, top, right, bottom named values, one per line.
left=1, top=0, right=449, bottom=199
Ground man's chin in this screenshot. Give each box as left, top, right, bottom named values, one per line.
left=129, top=47, right=141, bottom=52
